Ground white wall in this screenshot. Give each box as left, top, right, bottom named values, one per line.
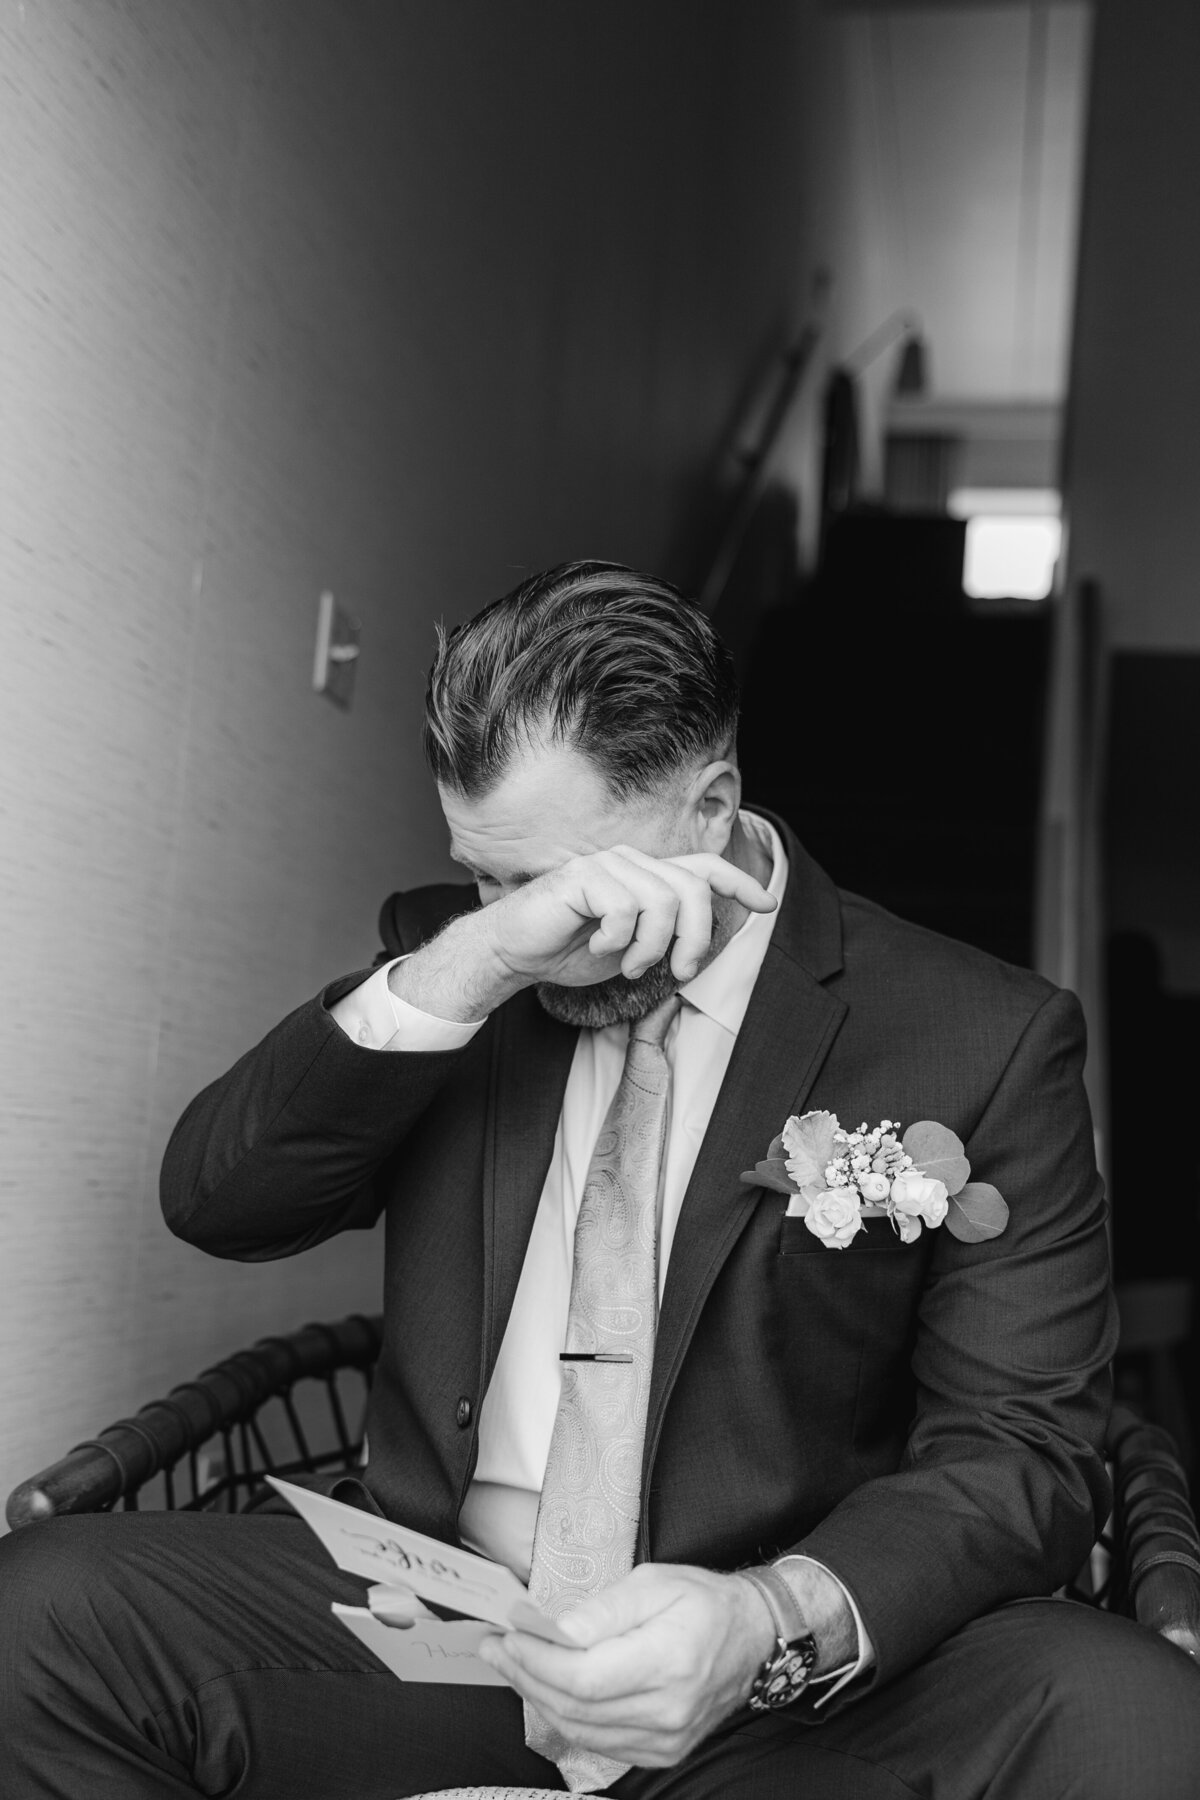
left=798, top=3, right=1089, bottom=499
left=0, top=0, right=818, bottom=1512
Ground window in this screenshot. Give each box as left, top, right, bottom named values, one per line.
left=948, top=488, right=1062, bottom=601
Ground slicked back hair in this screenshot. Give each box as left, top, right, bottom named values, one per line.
left=422, top=561, right=740, bottom=801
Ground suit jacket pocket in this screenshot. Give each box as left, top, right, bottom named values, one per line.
left=778, top=1213, right=911, bottom=1255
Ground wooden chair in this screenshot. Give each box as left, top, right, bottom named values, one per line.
left=8, top=1313, right=1200, bottom=1800
left=6, top=1313, right=383, bottom=1524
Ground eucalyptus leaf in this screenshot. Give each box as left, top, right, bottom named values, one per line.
left=741, top=1130, right=804, bottom=1195
left=739, top=1159, right=798, bottom=1195
left=902, top=1120, right=971, bottom=1196
left=781, top=1111, right=838, bottom=1190
left=945, top=1181, right=1009, bottom=1243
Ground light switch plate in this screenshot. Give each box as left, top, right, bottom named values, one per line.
left=313, top=589, right=361, bottom=710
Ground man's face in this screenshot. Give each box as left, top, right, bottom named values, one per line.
left=438, top=738, right=694, bottom=1027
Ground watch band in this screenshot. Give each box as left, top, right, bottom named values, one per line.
left=740, top=1566, right=818, bottom=1713
left=740, top=1564, right=808, bottom=1643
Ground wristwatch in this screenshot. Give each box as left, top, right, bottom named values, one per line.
left=740, top=1565, right=819, bottom=1712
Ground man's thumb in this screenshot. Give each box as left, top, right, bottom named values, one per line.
left=558, top=1567, right=669, bottom=1648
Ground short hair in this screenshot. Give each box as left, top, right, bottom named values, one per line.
left=422, top=560, right=739, bottom=800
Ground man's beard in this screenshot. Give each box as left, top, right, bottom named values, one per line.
left=536, top=953, right=679, bottom=1029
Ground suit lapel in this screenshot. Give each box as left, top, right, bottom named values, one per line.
left=481, top=990, right=578, bottom=1384
left=643, top=821, right=848, bottom=1492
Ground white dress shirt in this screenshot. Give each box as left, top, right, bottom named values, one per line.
left=331, top=813, right=871, bottom=1694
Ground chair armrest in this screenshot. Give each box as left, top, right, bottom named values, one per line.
left=1127, top=1562, right=1200, bottom=1658
left=5, top=1313, right=382, bottom=1529
left=1108, top=1403, right=1200, bottom=1656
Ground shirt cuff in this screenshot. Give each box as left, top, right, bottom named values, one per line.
left=773, top=1554, right=875, bottom=1707
left=328, top=958, right=486, bottom=1052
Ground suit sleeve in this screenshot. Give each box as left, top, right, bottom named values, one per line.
left=160, top=883, right=481, bottom=1262
left=793, top=987, right=1118, bottom=1701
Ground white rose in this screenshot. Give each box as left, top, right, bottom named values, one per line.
left=894, top=1211, right=923, bottom=1244
left=858, top=1171, right=890, bottom=1203
left=890, top=1173, right=949, bottom=1228
left=804, top=1186, right=865, bottom=1249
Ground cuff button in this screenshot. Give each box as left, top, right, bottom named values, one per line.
left=455, top=1396, right=472, bottom=1428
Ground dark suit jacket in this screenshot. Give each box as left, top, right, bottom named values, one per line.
left=161, top=817, right=1116, bottom=1703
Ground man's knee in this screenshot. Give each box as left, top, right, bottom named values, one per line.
left=0, top=1518, right=104, bottom=1748
left=0, top=1516, right=126, bottom=1678
left=1002, top=1601, right=1200, bottom=1799
left=0, top=1517, right=92, bottom=1637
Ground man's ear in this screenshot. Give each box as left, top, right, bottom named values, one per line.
left=688, top=759, right=742, bottom=852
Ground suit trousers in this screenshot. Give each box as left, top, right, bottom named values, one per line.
left=2, top=1510, right=1199, bottom=1800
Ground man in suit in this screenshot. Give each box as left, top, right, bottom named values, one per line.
left=2, top=560, right=1198, bottom=1798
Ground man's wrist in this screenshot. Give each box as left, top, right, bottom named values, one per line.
left=387, top=912, right=524, bottom=1021
left=738, top=1565, right=809, bottom=1644
left=736, top=1568, right=819, bottom=1712
left=728, top=1571, right=784, bottom=1695
left=757, top=1557, right=859, bottom=1677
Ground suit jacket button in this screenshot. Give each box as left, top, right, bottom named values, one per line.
left=456, top=1396, right=472, bottom=1429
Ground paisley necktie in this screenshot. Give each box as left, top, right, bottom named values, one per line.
left=524, top=994, right=681, bottom=1793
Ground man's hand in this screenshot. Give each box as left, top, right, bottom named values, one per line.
left=477, top=1563, right=777, bottom=1770
left=391, top=847, right=776, bottom=1023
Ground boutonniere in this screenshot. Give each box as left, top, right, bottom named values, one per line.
left=740, top=1112, right=1009, bottom=1250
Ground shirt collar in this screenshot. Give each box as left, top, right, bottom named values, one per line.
left=678, top=810, right=788, bottom=1037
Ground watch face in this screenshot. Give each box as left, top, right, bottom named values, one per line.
left=749, top=1639, right=817, bottom=1712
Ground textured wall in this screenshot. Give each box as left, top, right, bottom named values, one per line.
left=0, top=0, right=815, bottom=1511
